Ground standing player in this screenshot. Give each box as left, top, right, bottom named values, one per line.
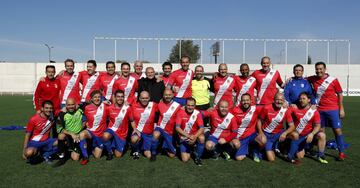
left=168, top=55, right=194, bottom=106
left=23, top=101, right=58, bottom=164
left=151, top=89, right=181, bottom=161
left=203, top=100, right=238, bottom=160
left=103, top=90, right=131, bottom=159
left=287, top=92, right=327, bottom=164
left=57, top=98, right=86, bottom=162
left=57, top=59, right=81, bottom=107
left=307, top=62, right=346, bottom=160
left=213, top=63, right=238, bottom=108
left=130, top=91, right=158, bottom=160
left=100, top=61, right=119, bottom=101
left=79, top=60, right=103, bottom=104
left=176, top=98, right=205, bottom=166
left=160, top=62, right=173, bottom=86
left=231, top=93, right=265, bottom=161
left=78, top=90, right=108, bottom=165
left=34, top=65, right=61, bottom=115
left=257, top=93, right=295, bottom=162
left=252, top=56, right=284, bottom=107
left=235, top=63, right=257, bottom=106
left=131, top=60, right=146, bottom=80
left=113, top=62, right=138, bottom=104
left=284, top=64, right=315, bottom=106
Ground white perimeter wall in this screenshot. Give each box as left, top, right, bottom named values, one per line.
left=0, top=62, right=359, bottom=95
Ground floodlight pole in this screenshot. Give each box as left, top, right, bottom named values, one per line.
left=44, top=44, right=53, bottom=63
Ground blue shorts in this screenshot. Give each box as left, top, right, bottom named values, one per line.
left=296, top=135, right=309, bottom=152
left=319, top=110, right=342, bottom=129
left=264, top=131, right=284, bottom=151
left=207, top=135, right=219, bottom=145
left=27, top=138, right=57, bottom=151
left=180, top=140, right=198, bottom=154
left=173, top=97, right=187, bottom=106
left=236, top=133, right=257, bottom=157
left=132, top=132, right=153, bottom=151
left=105, top=129, right=126, bottom=153
left=155, top=127, right=176, bottom=154
left=88, top=130, right=104, bottom=149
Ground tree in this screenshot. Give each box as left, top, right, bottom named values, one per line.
left=168, top=40, right=200, bottom=64
left=307, top=55, right=312, bottom=64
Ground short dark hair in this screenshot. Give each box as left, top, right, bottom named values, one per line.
left=90, top=90, right=102, bottom=98
left=299, top=91, right=311, bottom=99
left=121, top=62, right=130, bottom=69
left=87, top=60, right=97, bottom=67
left=186, top=97, right=196, bottom=104
left=261, top=56, right=271, bottom=64
left=181, top=55, right=191, bottom=62
left=45, top=65, right=55, bottom=71
left=42, top=100, right=54, bottom=107
left=240, top=63, right=249, bottom=69
left=293, top=64, right=304, bottom=71
left=162, top=62, right=173, bottom=69
left=315, top=61, right=326, bottom=68
left=241, top=93, right=251, bottom=100
left=114, top=89, right=124, bottom=96
left=106, top=61, right=115, bottom=68
left=64, top=59, right=75, bottom=66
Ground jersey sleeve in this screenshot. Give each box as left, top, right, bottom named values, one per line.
left=258, top=107, right=267, bottom=120
left=276, top=71, right=284, bottom=86
left=196, top=113, right=204, bottom=128
left=284, top=82, right=291, bottom=104
left=168, top=72, right=176, bottom=86
left=57, top=112, right=66, bottom=133
left=175, top=112, right=182, bottom=127
left=33, top=81, right=43, bottom=110
left=313, top=111, right=321, bottom=125
left=285, top=109, right=293, bottom=124
left=333, top=79, right=343, bottom=93
left=26, top=118, right=35, bottom=133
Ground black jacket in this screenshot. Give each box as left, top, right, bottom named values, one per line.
left=137, top=77, right=165, bottom=103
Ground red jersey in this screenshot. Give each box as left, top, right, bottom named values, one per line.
left=113, top=75, right=138, bottom=104
left=307, top=74, right=342, bottom=111
left=234, top=76, right=257, bottom=106
left=231, top=106, right=260, bottom=139
left=107, top=104, right=131, bottom=140
left=259, top=104, right=293, bottom=134
left=157, top=101, right=181, bottom=135
left=100, top=73, right=119, bottom=100
left=79, top=71, right=102, bottom=102
left=33, top=77, right=61, bottom=114
left=292, top=107, right=320, bottom=136
left=160, top=75, right=171, bottom=86
left=203, top=110, right=238, bottom=142
left=84, top=103, right=108, bottom=137
left=175, top=109, right=204, bottom=139
left=169, top=69, right=194, bottom=98
left=213, top=75, right=237, bottom=108
left=252, top=69, right=283, bottom=105
left=26, top=113, right=55, bottom=142
left=130, top=72, right=146, bottom=80
left=131, top=102, right=158, bottom=135
left=57, top=71, right=81, bottom=105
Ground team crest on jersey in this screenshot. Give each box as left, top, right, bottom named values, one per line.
left=147, top=106, right=151, bottom=109
left=279, top=112, right=283, bottom=116
left=308, top=112, right=312, bottom=117
left=227, top=79, right=230, bottom=83
left=46, top=84, right=49, bottom=87
left=301, top=83, right=304, bottom=88
left=226, top=118, right=229, bottom=123
left=191, top=115, right=196, bottom=120
left=325, top=81, right=329, bottom=84
left=171, top=106, right=175, bottom=110
left=249, top=111, right=252, bottom=115
left=130, top=80, right=133, bottom=83
left=249, top=78, right=254, bottom=82
left=122, top=109, right=125, bottom=113
left=270, top=72, right=274, bottom=75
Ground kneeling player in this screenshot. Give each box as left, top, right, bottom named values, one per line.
left=257, top=93, right=295, bottom=162
left=22, top=100, right=58, bottom=164
left=79, top=90, right=108, bottom=165
left=287, top=92, right=328, bottom=164
left=203, top=100, right=238, bottom=160
left=151, top=89, right=181, bottom=161
left=130, top=91, right=158, bottom=160
left=103, top=90, right=131, bottom=159
left=176, top=98, right=205, bottom=166
left=231, top=94, right=266, bottom=161
left=57, top=98, right=86, bottom=162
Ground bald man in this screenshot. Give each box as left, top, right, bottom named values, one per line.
left=131, top=60, right=146, bottom=80
left=137, top=67, right=165, bottom=103
left=57, top=98, right=86, bottom=163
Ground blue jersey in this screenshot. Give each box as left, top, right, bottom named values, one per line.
left=284, top=77, right=315, bottom=105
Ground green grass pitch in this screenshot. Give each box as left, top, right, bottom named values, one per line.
left=0, top=95, right=359, bottom=187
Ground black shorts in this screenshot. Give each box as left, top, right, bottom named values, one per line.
left=65, top=135, right=81, bottom=153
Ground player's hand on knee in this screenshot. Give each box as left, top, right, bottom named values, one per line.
left=218, top=138, right=226, bottom=145
left=306, top=133, right=314, bottom=143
